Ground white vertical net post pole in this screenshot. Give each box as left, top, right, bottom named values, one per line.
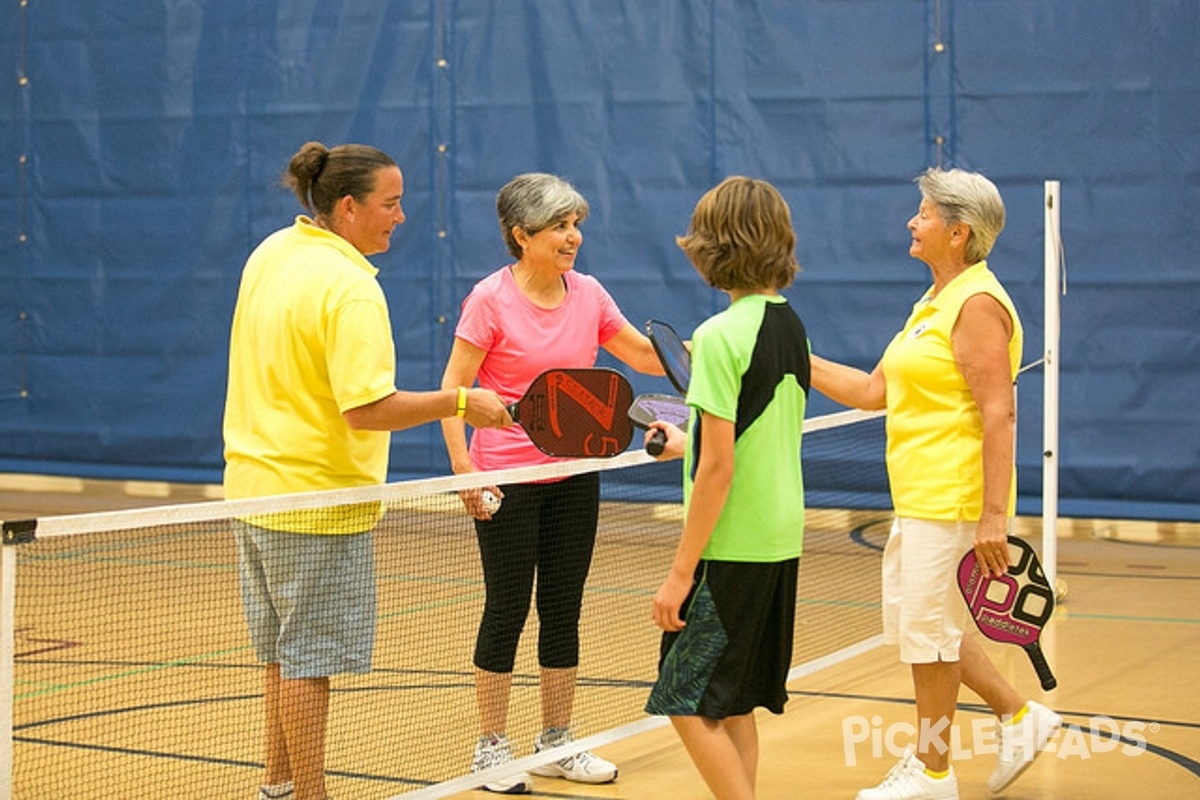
left=1043, top=181, right=1062, bottom=588
left=0, top=541, right=17, bottom=800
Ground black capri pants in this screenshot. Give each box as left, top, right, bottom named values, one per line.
left=472, top=471, right=600, bottom=673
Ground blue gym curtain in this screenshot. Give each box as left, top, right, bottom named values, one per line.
left=2, top=1, right=1198, bottom=518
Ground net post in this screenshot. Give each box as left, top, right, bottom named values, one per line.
left=0, top=521, right=33, bottom=800
left=1043, top=181, right=1062, bottom=588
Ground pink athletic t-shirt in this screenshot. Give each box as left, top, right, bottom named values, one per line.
left=455, top=266, right=629, bottom=470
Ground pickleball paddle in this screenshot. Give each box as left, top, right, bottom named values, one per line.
left=627, top=392, right=690, bottom=456
left=507, top=368, right=634, bottom=457
left=958, top=535, right=1058, bottom=691
left=643, top=319, right=692, bottom=454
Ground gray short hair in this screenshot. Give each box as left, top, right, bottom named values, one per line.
left=915, top=168, right=1006, bottom=263
left=496, top=173, right=590, bottom=259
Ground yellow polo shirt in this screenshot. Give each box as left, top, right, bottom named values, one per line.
left=223, top=217, right=396, bottom=532
left=880, top=262, right=1023, bottom=521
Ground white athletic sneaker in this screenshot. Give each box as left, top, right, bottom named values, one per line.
left=530, top=727, right=618, bottom=784
left=472, top=734, right=531, bottom=794
left=257, top=781, right=293, bottom=799
left=988, top=700, right=1063, bottom=793
left=856, top=747, right=959, bottom=800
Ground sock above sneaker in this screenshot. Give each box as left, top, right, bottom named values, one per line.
left=258, top=781, right=294, bottom=800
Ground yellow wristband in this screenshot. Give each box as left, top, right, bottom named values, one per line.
left=456, top=386, right=468, bottom=418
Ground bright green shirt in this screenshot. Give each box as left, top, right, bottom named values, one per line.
left=685, top=294, right=810, bottom=562
left=880, top=261, right=1023, bottom=520
left=223, top=217, right=396, bottom=532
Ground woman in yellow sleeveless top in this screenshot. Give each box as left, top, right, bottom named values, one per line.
left=811, top=168, right=1061, bottom=800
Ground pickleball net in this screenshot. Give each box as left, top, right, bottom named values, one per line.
left=0, top=408, right=888, bottom=799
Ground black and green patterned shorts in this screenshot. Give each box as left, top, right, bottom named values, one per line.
left=645, top=557, right=798, bottom=718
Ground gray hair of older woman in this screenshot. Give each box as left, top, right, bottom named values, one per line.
left=916, top=167, right=1006, bottom=265
left=496, top=173, right=590, bottom=260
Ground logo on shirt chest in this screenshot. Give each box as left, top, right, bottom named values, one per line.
left=908, top=322, right=930, bottom=339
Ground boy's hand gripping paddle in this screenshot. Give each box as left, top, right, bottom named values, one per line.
left=627, top=393, right=690, bottom=456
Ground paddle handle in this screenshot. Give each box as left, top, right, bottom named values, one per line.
left=1025, top=642, right=1058, bottom=691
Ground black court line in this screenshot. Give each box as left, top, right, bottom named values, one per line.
left=849, top=522, right=889, bottom=551
left=20, top=687, right=1200, bottom=792
left=19, top=735, right=617, bottom=798
left=13, top=663, right=658, bottom=795
left=15, top=735, right=431, bottom=790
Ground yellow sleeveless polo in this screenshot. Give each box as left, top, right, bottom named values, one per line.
left=880, top=262, right=1023, bottom=521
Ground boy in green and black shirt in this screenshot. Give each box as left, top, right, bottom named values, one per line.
left=645, top=176, right=810, bottom=799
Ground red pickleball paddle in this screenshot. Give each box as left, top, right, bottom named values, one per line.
left=507, top=368, right=634, bottom=457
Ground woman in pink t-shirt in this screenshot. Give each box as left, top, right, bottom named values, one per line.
left=441, top=173, right=661, bottom=793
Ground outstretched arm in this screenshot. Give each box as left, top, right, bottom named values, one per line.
left=603, top=323, right=666, bottom=376
left=438, top=338, right=491, bottom=474
left=809, top=353, right=887, bottom=411
left=342, top=385, right=510, bottom=432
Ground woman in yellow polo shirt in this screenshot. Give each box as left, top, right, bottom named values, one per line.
left=811, top=168, right=1062, bottom=800
left=224, top=141, right=510, bottom=800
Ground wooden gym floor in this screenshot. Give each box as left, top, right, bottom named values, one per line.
left=1, top=475, right=1197, bottom=799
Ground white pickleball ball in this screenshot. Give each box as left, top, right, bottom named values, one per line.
left=481, top=490, right=501, bottom=514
